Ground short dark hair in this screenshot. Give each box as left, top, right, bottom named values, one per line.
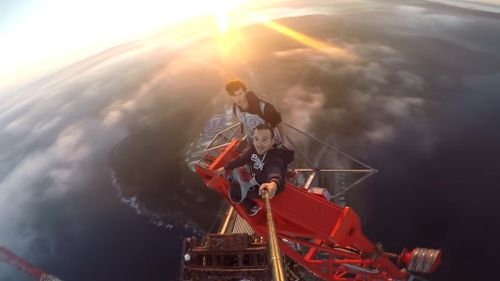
left=225, top=79, right=246, bottom=96
left=254, top=123, right=274, bottom=139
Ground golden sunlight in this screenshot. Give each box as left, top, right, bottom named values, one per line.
left=209, top=0, right=248, bottom=33
left=248, top=12, right=357, bottom=61
left=0, top=0, right=248, bottom=90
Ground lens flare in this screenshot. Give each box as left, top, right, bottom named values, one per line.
left=248, top=12, right=357, bottom=61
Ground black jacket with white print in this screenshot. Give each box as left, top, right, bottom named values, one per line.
left=224, top=145, right=294, bottom=191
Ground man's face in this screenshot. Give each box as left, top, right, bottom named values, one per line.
left=230, top=88, right=248, bottom=110
left=253, top=128, right=274, bottom=155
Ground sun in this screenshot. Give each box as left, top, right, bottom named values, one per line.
left=0, top=0, right=251, bottom=90
left=215, top=9, right=229, bottom=32
left=208, top=0, right=248, bottom=32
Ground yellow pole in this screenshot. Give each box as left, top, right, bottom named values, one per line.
left=263, top=191, right=286, bottom=281
left=219, top=206, right=234, bottom=234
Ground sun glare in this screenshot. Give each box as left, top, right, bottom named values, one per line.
left=208, top=0, right=248, bottom=33
left=0, top=0, right=251, bottom=90
left=248, top=12, right=357, bottom=61
left=2, top=0, right=354, bottom=90
left=212, top=5, right=230, bottom=33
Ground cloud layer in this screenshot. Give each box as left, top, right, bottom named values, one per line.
left=1, top=1, right=500, bottom=280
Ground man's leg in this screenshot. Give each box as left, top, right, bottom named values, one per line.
left=229, top=183, right=261, bottom=216
left=242, top=188, right=261, bottom=216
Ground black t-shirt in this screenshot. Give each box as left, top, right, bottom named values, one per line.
left=233, top=91, right=282, bottom=127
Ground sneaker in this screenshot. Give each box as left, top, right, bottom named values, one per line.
left=247, top=205, right=262, bottom=216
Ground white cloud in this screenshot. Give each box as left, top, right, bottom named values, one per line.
left=383, top=96, right=426, bottom=118
left=282, top=85, right=325, bottom=130
left=102, top=110, right=123, bottom=127
left=365, top=123, right=395, bottom=143
left=0, top=48, right=155, bottom=268
left=267, top=35, right=431, bottom=147
left=397, top=70, right=425, bottom=91
left=274, top=45, right=357, bottom=63
left=362, top=63, right=389, bottom=85
left=426, top=0, right=500, bottom=14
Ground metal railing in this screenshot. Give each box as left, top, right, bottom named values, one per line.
left=200, top=122, right=378, bottom=202
left=283, top=122, right=377, bottom=199
left=202, top=123, right=243, bottom=153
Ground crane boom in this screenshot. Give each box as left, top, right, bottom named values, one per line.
left=0, top=246, right=63, bottom=281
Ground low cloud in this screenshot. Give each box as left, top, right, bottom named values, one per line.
left=255, top=32, right=431, bottom=150
left=0, top=44, right=170, bottom=278
left=2, top=2, right=500, bottom=280
left=282, top=85, right=325, bottom=129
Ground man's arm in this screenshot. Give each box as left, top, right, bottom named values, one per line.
left=215, top=148, right=252, bottom=176
left=263, top=103, right=287, bottom=145
left=259, top=157, right=285, bottom=199
left=263, top=158, right=286, bottom=191
left=259, top=182, right=278, bottom=199
left=263, top=103, right=282, bottom=127
left=276, top=123, right=287, bottom=146
left=224, top=148, right=252, bottom=170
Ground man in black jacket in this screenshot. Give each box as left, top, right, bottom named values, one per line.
left=216, top=124, right=294, bottom=216
left=225, top=79, right=287, bottom=146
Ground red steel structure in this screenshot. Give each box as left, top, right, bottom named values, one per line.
left=195, top=139, right=441, bottom=281
left=0, top=246, right=62, bottom=281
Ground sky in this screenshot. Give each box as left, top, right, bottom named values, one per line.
left=3, top=0, right=499, bottom=93
left=1, top=0, right=500, bottom=280
left=0, top=0, right=328, bottom=92
left=0, top=0, right=251, bottom=91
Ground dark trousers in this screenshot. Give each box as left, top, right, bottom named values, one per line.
left=229, top=182, right=260, bottom=209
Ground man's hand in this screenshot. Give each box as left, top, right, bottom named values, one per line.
left=215, top=167, right=226, bottom=177
left=259, top=181, right=278, bottom=199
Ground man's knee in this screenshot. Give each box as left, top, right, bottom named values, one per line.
left=229, top=182, right=242, bottom=201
